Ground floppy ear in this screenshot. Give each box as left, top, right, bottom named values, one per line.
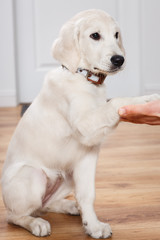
left=52, top=21, right=80, bottom=73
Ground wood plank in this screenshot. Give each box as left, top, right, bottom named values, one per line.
left=0, top=106, right=160, bottom=240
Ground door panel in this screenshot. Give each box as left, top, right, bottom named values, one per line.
left=15, top=0, right=140, bottom=102
left=34, top=0, right=117, bottom=70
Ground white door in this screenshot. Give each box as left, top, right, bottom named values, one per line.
left=15, top=0, right=141, bottom=103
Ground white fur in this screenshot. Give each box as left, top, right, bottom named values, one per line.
left=1, top=9, right=160, bottom=238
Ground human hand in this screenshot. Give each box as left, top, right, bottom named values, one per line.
left=118, top=100, right=160, bottom=125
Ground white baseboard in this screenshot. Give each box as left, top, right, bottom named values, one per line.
left=0, top=90, right=17, bottom=107
left=144, top=84, right=160, bottom=95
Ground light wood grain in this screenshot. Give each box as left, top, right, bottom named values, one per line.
left=0, top=106, right=160, bottom=240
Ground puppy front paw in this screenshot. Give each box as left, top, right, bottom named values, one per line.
left=84, top=221, right=112, bottom=239
left=143, top=93, right=160, bottom=103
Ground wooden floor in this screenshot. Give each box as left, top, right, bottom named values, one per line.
left=0, top=106, right=160, bottom=240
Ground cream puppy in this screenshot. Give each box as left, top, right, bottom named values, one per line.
left=1, top=9, right=160, bottom=239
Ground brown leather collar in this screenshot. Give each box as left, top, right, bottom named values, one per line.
left=62, top=65, right=106, bottom=85
left=76, top=68, right=106, bottom=85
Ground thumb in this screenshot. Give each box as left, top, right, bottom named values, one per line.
left=119, top=107, right=127, bottom=116
left=119, top=104, right=142, bottom=116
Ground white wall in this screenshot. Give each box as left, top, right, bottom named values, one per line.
left=0, top=0, right=17, bottom=107
left=140, top=0, right=160, bottom=94
left=0, top=0, right=160, bottom=106
left=107, top=0, right=141, bottom=98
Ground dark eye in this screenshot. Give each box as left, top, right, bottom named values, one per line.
left=90, top=32, right=101, bottom=40
left=115, top=32, right=119, bottom=39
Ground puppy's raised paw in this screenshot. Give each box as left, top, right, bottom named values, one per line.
left=143, top=94, right=160, bottom=103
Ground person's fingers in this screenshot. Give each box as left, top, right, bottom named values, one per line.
left=120, top=115, right=160, bottom=125
left=119, top=104, right=144, bottom=117
left=119, top=100, right=160, bottom=125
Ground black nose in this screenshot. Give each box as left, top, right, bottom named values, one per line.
left=110, top=55, right=124, bottom=67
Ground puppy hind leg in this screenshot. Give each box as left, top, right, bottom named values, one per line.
left=47, top=199, right=79, bottom=215
left=44, top=177, right=79, bottom=215
left=8, top=213, right=51, bottom=237
left=3, top=165, right=51, bottom=236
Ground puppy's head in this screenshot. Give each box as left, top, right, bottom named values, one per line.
left=52, top=9, right=125, bottom=75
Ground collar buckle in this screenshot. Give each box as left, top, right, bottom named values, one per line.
left=77, top=68, right=106, bottom=85
left=62, top=65, right=106, bottom=86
